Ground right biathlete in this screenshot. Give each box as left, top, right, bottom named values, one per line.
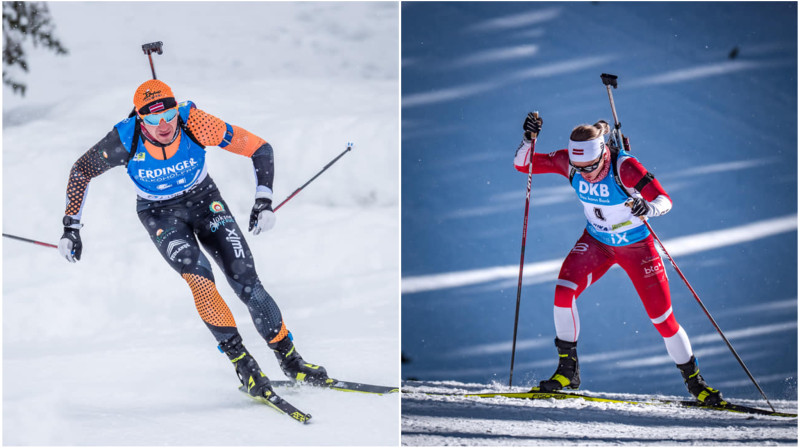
left=513, top=112, right=724, bottom=405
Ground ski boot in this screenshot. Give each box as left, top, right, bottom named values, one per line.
left=537, top=338, right=581, bottom=392
left=677, top=356, right=725, bottom=406
left=270, top=334, right=329, bottom=385
left=219, top=334, right=273, bottom=398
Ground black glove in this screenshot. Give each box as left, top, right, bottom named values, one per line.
left=249, top=197, right=276, bottom=235
left=59, top=227, right=83, bottom=262
left=629, top=197, right=651, bottom=217
left=523, top=112, right=543, bottom=140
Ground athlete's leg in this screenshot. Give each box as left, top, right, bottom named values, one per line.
left=194, top=195, right=329, bottom=384
left=139, top=196, right=276, bottom=396
left=616, top=235, right=692, bottom=364
left=617, top=235, right=723, bottom=404
left=137, top=204, right=238, bottom=343
left=539, top=231, right=617, bottom=391
left=553, top=230, right=616, bottom=342
left=192, top=197, right=286, bottom=345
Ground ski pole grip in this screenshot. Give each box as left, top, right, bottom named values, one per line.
left=624, top=199, right=646, bottom=222
left=529, top=111, right=540, bottom=141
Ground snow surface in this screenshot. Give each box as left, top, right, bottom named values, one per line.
left=402, top=382, right=797, bottom=446
left=3, top=2, right=399, bottom=446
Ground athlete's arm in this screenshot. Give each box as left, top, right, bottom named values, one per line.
left=60, top=129, right=128, bottom=263
left=185, top=106, right=273, bottom=196
left=64, top=128, right=129, bottom=220
left=619, top=157, right=672, bottom=217
left=514, top=141, right=571, bottom=178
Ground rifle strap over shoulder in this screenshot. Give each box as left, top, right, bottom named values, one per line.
left=126, top=120, right=142, bottom=166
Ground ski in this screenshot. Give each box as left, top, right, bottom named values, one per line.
left=238, top=385, right=312, bottom=423
left=405, top=388, right=797, bottom=418
left=270, top=378, right=399, bottom=395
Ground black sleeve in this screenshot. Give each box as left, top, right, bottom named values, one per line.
left=64, top=128, right=129, bottom=218
left=94, top=127, right=132, bottom=167
left=251, top=142, right=274, bottom=191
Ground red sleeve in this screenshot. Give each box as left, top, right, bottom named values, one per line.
left=619, top=157, right=670, bottom=202
left=515, top=148, right=571, bottom=178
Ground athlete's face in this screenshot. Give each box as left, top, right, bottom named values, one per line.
left=571, top=151, right=605, bottom=181
left=141, top=109, right=179, bottom=144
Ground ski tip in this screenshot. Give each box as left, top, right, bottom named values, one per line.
left=346, top=141, right=355, bottom=149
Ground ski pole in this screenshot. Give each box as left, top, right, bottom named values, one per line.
left=626, top=206, right=776, bottom=412
left=604, top=74, right=775, bottom=410
left=273, top=143, right=354, bottom=212
left=509, top=112, right=539, bottom=387
left=2, top=233, right=57, bottom=249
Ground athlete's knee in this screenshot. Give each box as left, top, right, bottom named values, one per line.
left=554, top=282, right=579, bottom=307
left=226, top=259, right=258, bottom=288
left=652, top=312, right=680, bottom=337
left=181, top=269, right=237, bottom=330
left=178, top=252, right=215, bottom=279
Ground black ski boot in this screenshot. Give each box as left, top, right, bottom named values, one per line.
left=677, top=356, right=725, bottom=406
left=270, top=335, right=329, bottom=385
left=219, top=334, right=273, bottom=398
left=537, top=338, right=581, bottom=392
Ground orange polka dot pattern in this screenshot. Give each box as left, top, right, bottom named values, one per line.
left=64, top=149, right=112, bottom=216
left=186, top=108, right=227, bottom=147
left=269, top=320, right=289, bottom=344
left=182, top=273, right=237, bottom=328
left=226, top=124, right=267, bottom=157
left=186, top=108, right=266, bottom=157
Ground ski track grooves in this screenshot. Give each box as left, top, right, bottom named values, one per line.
left=401, top=382, right=799, bottom=446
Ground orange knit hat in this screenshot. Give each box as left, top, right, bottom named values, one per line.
left=134, top=79, right=177, bottom=115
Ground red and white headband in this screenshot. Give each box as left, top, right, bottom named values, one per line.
left=567, top=135, right=605, bottom=163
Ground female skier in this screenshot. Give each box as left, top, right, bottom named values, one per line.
left=59, top=79, right=328, bottom=399
left=513, top=112, right=724, bottom=405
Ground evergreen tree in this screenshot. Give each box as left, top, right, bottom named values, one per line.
left=3, top=1, right=67, bottom=96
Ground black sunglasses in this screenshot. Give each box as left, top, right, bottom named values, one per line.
left=570, top=157, right=603, bottom=173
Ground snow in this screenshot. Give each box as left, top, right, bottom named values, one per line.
left=3, top=2, right=398, bottom=445
left=402, top=382, right=798, bottom=446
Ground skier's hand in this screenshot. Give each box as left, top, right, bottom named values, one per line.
left=523, top=112, right=542, bottom=140
left=249, top=197, right=276, bottom=235
left=628, top=198, right=651, bottom=217
left=59, top=227, right=83, bottom=262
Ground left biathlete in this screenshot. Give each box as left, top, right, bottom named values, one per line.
left=513, top=112, right=725, bottom=405
left=58, top=80, right=329, bottom=400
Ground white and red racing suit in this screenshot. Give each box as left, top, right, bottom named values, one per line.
left=514, top=139, right=693, bottom=364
